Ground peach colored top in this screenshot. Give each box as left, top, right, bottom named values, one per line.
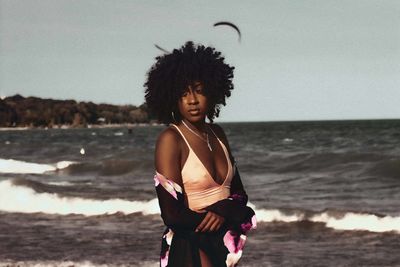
left=171, top=124, right=233, bottom=212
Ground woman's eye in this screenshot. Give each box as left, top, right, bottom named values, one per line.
left=195, top=88, right=204, bottom=94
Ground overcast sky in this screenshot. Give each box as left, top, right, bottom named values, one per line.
left=1, top=0, right=399, bottom=122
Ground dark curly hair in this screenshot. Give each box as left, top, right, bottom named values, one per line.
left=144, top=41, right=235, bottom=124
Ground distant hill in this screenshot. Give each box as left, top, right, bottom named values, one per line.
left=0, top=95, right=150, bottom=128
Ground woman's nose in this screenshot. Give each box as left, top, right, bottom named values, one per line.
left=187, top=91, right=199, bottom=104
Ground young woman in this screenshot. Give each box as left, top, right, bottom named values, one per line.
left=144, top=41, right=256, bottom=267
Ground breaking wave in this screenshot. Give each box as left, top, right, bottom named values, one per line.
left=1, top=179, right=399, bottom=234
left=0, top=158, right=74, bottom=174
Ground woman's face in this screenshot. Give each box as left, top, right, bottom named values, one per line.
left=178, top=81, right=208, bottom=123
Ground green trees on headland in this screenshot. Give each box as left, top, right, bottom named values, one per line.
left=0, top=95, right=151, bottom=128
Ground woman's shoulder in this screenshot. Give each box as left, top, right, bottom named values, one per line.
left=155, top=125, right=184, bottom=185
left=156, top=125, right=182, bottom=148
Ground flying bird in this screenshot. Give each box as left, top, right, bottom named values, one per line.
left=154, top=44, right=170, bottom=54
left=154, top=21, right=241, bottom=53
left=213, top=21, right=241, bottom=42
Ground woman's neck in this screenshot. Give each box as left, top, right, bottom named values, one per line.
left=181, top=119, right=207, bottom=133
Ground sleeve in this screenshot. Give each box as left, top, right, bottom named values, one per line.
left=154, top=172, right=206, bottom=231
left=228, top=162, right=249, bottom=206
left=209, top=124, right=248, bottom=205
left=203, top=196, right=255, bottom=228
left=204, top=160, right=256, bottom=231
left=203, top=164, right=257, bottom=267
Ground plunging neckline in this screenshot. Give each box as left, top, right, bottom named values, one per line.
left=186, top=138, right=232, bottom=186
left=171, top=124, right=232, bottom=186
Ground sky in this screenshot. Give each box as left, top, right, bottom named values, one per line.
left=0, top=0, right=399, bottom=122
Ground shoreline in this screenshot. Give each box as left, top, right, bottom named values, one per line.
left=0, top=122, right=162, bottom=131
left=1, top=118, right=399, bottom=131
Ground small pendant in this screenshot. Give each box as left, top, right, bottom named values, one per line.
left=207, top=142, right=213, bottom=151
left=206, top=133, right=212, bottom=151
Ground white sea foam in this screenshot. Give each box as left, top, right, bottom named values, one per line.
left=44, top=180, right=93, bottom=187
left=0, top=127, right=29, bottom=131
left=46, top=181, right=75, bottom=186
left=1, top=179, right=399, bottom=233
left=310, top=212, right=400, bottom=233
left=0, top=179, right=160, bottom=216
left=0, top=158, right=74, bottom=174
left=0, top=260, right=158, bottom=267
left=253, top=206, right=400, bottom=233
left=251, top=207, right=304, bottom=223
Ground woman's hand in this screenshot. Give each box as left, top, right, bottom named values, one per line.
left=195, top=211, right=225, bottom=232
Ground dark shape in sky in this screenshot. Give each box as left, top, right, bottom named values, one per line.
left=154, top=44, right=170, bottom=54
left=213, top=21, right=241, bottom=42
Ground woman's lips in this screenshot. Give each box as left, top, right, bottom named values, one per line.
left=188, top=109, right=200, bottom=115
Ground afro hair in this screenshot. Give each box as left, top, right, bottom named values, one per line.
left=144, top=41, right=235, bottom=124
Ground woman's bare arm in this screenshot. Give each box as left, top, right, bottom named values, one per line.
left=155, top=127, right=183, bottom=186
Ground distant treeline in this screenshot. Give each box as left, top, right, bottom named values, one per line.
left=0, top=94, right=151, bottom=127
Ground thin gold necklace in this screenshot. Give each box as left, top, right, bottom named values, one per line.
left=181, top=120, right=212, bottom=151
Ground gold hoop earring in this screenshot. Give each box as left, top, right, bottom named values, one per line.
left=171, top=111, right=177, bottom=122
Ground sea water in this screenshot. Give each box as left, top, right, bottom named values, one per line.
left=0, top=120, right=399, bottom=266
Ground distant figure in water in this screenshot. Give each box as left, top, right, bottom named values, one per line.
left=144, top=41, right=256, bottom=267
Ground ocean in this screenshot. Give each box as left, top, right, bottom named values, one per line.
left=0, top=120, right=399, bottom=267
